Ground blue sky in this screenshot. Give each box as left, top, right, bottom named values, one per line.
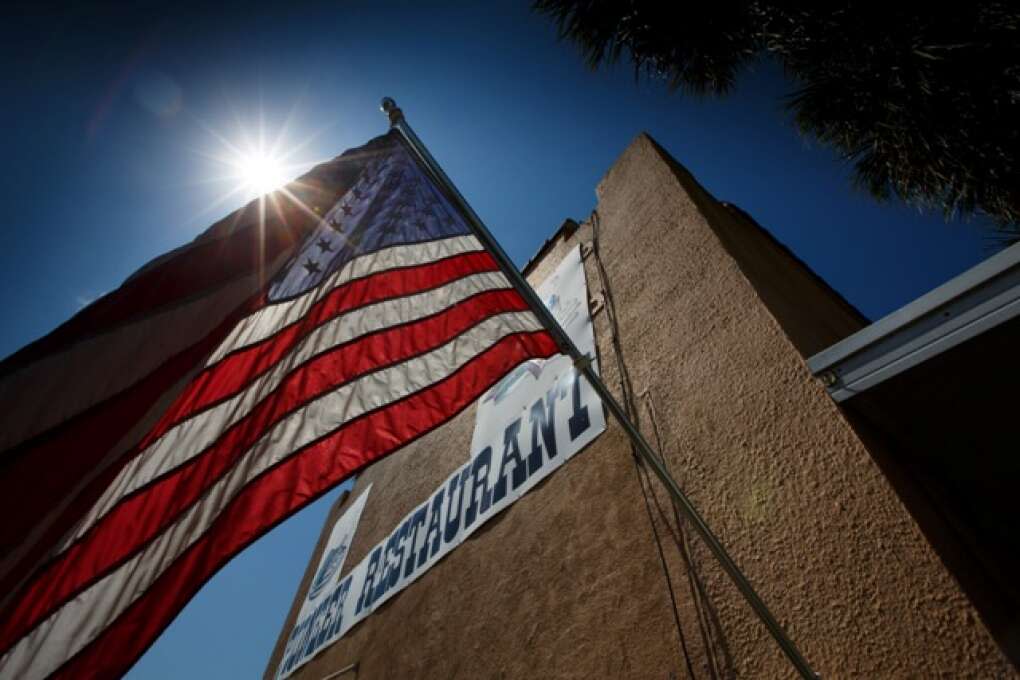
left=0, top=2, right=1001, bottom=678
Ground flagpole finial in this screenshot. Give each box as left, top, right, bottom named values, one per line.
left=380, top=97, right=403, bottom=127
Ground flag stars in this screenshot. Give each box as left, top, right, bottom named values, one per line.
left=303, top=259, right=322, bottom=276
left=341, top=203, right=353, bottom=216
left=420, top=190, right=436, bottom=205
left=316, top=238, right=335, bottom=253
left=433, top=210, right=453, bottom=227
left=384, top=172, right=404, bottom=190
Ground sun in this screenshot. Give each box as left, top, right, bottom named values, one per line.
left=199, top=118, right=314, bottom=203
left=237, top=149, right=288, bottom=196
left=191, top=106, right=330, bottom=228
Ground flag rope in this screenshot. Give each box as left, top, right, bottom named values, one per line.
left=380, top=97, right=819, bottom=679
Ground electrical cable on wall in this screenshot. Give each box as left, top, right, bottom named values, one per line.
left=641, top=391, right=733, bottom=680
left=586, top=209, right=695, bottom=679
left=588, top=209, right=734, bottom=680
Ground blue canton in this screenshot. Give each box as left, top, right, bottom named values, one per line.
left=268, top=145, right=471, bottom=301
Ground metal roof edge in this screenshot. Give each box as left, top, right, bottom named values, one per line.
left=522, top=218, right=580, bottom=276
left=807, top=241, right=1020, bottom=401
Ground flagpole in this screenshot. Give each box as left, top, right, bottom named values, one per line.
left=380, top=98, right=818, bottom=679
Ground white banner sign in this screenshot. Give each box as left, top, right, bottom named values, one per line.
left=277, top=246, right=605, bottom=678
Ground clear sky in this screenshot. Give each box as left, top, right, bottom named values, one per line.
left=1, top=1, right=1002, bottom=678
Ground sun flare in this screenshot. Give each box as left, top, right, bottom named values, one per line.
left=236, top=149, right=288, bottom=196
left=192, top=106, right=329, bottom=232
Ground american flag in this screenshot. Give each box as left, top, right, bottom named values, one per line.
left=0, top=131, right=557, bottom=679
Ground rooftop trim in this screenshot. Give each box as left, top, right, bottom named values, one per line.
left=522, top=218, right=579, bottom=276
left=808, top=241, right=1020, bottom=402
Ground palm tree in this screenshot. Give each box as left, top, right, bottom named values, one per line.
left=534, top=1, right=1020, bottom=240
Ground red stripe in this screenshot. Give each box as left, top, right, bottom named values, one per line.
left=49, top=330, right=558, bottom=680
left=142, top=250, right=498, bottom=447
left=0, top=290, right=530, bottom=652
left=0, top=292, right=264, bottom=604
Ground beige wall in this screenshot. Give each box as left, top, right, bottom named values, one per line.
left=266, top=134, right=1014, bottom=679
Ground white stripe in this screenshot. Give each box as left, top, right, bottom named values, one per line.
left=65, top=269, right=512, bottom=549
left=207, top=235, right=484, bottom=364
left=1, top=310, right=542, bottom=680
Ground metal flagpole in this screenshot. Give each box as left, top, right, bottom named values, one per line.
left=380, top=97, right=819, bottom=680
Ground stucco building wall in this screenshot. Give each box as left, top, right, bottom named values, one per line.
left=265, top=134, right=1013, bottom=679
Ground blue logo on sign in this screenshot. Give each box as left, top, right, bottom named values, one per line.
left=308, top=540, right=348, bottom=601
left=483, top=359, right=545, bottom=406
